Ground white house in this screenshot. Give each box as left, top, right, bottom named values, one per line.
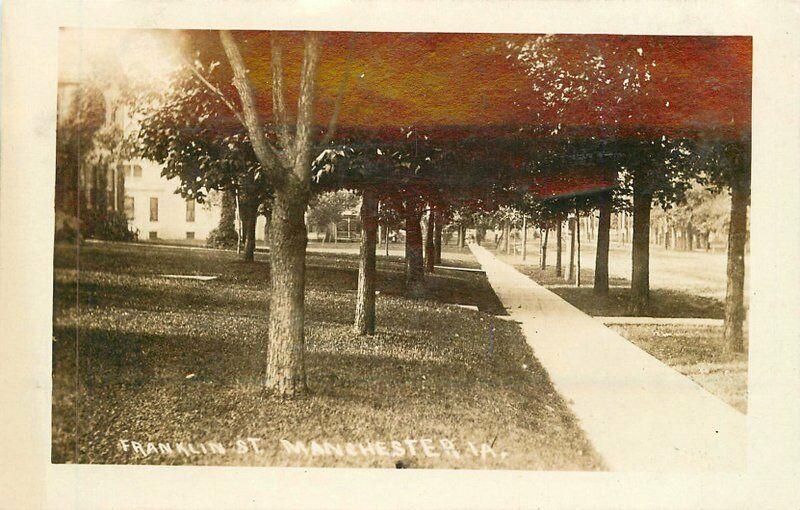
left=122, top=159, right=221, bottom=241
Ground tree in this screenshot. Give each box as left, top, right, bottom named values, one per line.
left=214, top=30, right=335, bottom=396
left=135, top=62, right=270, bottom=261
left=56, top=82, right=107, bottom=219
left=207, top=189, right=239, bottom=249
left=354, top=188, right=379, bottom=335
left=695, top=136, right=751, bottom=352
left=614, top=136, right=696, bottom=313
left=594, top=190, right=613, bottom=295
left=312, top=140, right=400, bottom=335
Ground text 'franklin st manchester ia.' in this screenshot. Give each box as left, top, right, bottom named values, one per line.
left=118, top=438, right=509, bottom=460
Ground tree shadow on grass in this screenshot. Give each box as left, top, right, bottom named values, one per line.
left=52, top=324, right=266, bottom=391
left=550, top=286, right=724, bottom=318
left=516, top=264, right=628, bottom=288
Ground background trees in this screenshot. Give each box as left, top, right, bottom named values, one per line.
left=306, top=190, right=359, bottom=242
left=56, top=81, right=107, bottom=220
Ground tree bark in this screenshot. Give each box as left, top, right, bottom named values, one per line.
left=354, top=189, right=378, bottom=335
left=405, top=206, right=425, bottom=295
left=239, top=195, right=259, bottom=261
left=556, top=220, right=563, bottom=277
left=433, top=216, right=442, bottom=265
left=521, top=216, right=528, bottom=261
left=220, top=189, right=237, bottom=233
left=576, top=210, right=581, bottom=286
left=594, top=193, right=611, bottom=296
left=265, top=184, right=309, bottom=397
left=567, top=217, right=576, bottom=283
left=631, top=169, right=652, bottom=315
left=503, top=220, right=510, bottom=254
left=724, top=173, right=749, bottom=353
left=425, top=207, right=436, bottom=273
left=541, top=228, right=549, bottom=269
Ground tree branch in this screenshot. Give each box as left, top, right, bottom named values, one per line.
left=270, top=33, right=293, bottom=155
left=218, top=30, right=284, bottom=184
left=184, top=58, right=246, bottom=127
left=292, top=32, right=322, bottom=180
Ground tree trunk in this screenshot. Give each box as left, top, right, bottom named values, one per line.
left=433, top=216, right=442, bottom=265
left=576, top=210, right=581, bottom=286
left=265, top=184, right=309, bottom=398
left=239, top=196, right=259, bottom=261
left=220, top=189, right=237, bottom=233
left=219, top=30, right=322, bottom=399
left=405, top=207, right=425, bottom=295
left=522, top=216, right=528, bottom=261
left=631, top=170, right=652, bottom=315
left=354, top=189, right=378, bottom=336
left=541, top=228, right=549, bottom=269
left=425, top=207, right=436, bottom=273
left=687, top=222, right=694, bottom=251
left=724, top=174, right=749, bottom=353
left=567, top=217, right=576, bottom=283
left=503, top=220, right=510, bottom=254
left=458, top=225, right=465, bottom=248
left=594, top=193, right=611, bottom=296
left=385, top=226, right=390, bottom=256
left=115, top=167, right=125, bottom=213
left=556, top=220, right=563, bottom=277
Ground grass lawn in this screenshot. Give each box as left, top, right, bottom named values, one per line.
left=506, top=262, right=725, bottom=319
left=608, top=324, right=748, bottom=413
left=52, top=242, right=603, bottom=469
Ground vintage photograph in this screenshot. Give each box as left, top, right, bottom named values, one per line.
left=52, top=28, right=751, bottom=470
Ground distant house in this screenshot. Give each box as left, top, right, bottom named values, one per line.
left=122, top=159, right=220, bottom=241
left=57, top=77, right=273, bottom=243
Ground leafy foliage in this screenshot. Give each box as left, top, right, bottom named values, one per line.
left=56, top=82, right=108, bottom=214
left=80, top=209, right=136, bottom=241
left=134, top=62, right=268, bottom=205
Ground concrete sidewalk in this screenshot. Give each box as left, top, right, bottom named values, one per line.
left=469, top=244, right=746, bottom=472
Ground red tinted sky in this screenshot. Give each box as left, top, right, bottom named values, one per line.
left=191, top=31, right=751, bottom=138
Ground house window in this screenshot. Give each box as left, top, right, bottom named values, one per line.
left=122, top=164, right=132, bottom=178
left=186, top=232, right=195, bottom=240
left=133, top=165, right=142, bottom=177
left=148, top=231, right=158, bottom=240
left=149, top=197, right=158, bottom=222
left=124, top=196, right=135, bottom=221
left=186, top=199, right=195, bottom=222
